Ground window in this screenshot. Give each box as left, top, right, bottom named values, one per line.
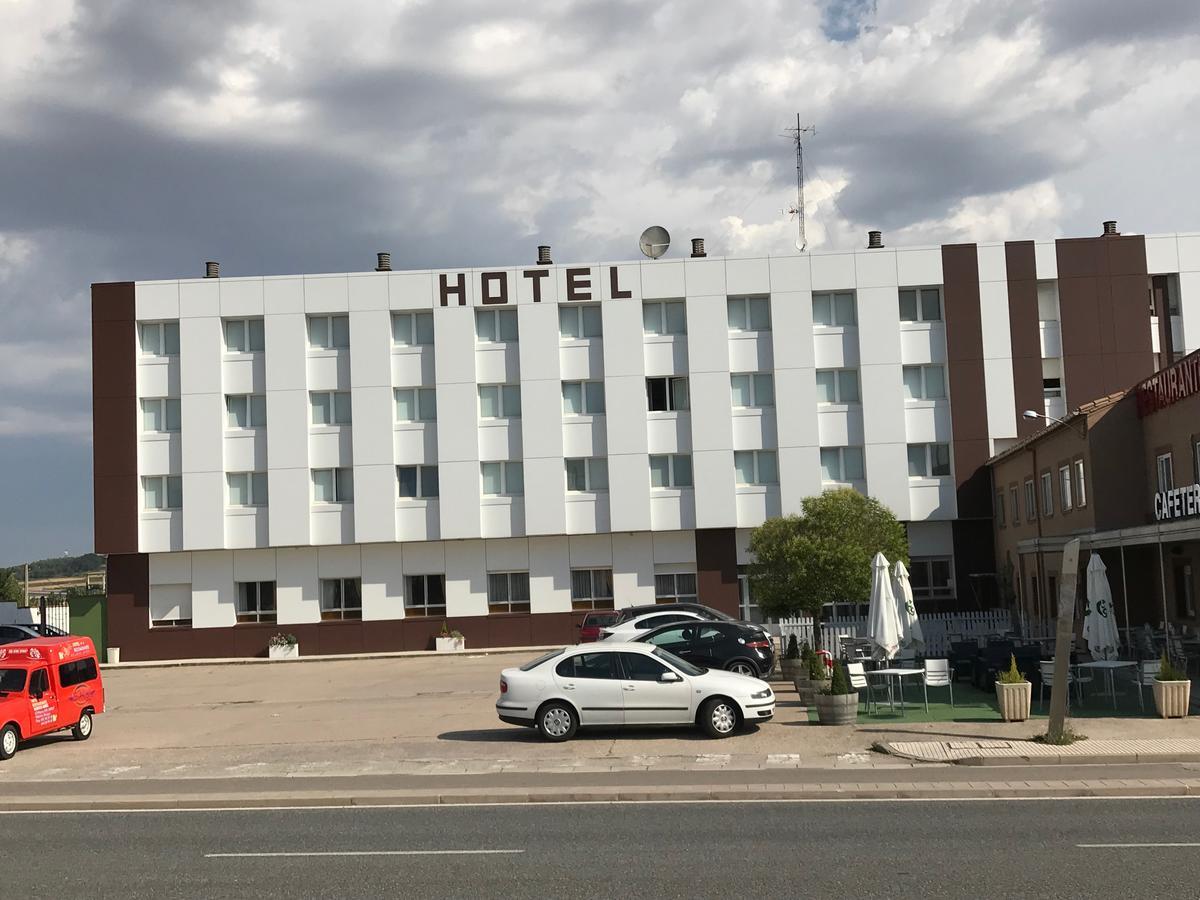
left=812, top=291, right=856, bottom=326
left=397, top=465, right=439, bottom=499
left=235, top=581, right=276, bottom=624
left=392, top=311, right=434, bottom=346
left=476, top=308, right=518, bottom=343
left=737, top=569, right=762, bottom=624
left=1040, top=471, right=1054, bottom=516
left=225, top=394, right=266, bottom=429
left=1043, top=378, right=1062, bottom=400
left=643, top=300, right=687, bottom=335
left=1157, top=452, right=1175, bottom=493
left=902, top=365, right=947, bottom=401
left=223, top=318, right=265, bottom=353
left=141, top=398, right=181, bottom=433
left=649, top=454, right=693, bottom=488
left=312, top=468, right=354, bottom=503
left=565, top=458, right=608, bottom=492
left=1195, top=440, right=1200, bottom=486
left=646, top=376, right=689, bottom=412
left=394, top=387, right=437, bottom=422
left=562, top=381, right=605, bottom=415
left=320, top=577, right=362, bottom=621
left=899, top=287, right=942, bottom=323
left=307, top=314, right=349, bottom=349
left=488, top=571, right=531, bottom=613
left=907, top=443, right=952, bottom=478
left=655, top=572, right=698, bottom=604
left=730, top=373, right=775, bottom=408
left=139, top=321, right=179, bottom=356
left=478, top=384, right=521, bottom=419
left=227, top=471, right=268, bottom=507
left=58, top=657, right=98, bottom=688
left=727, top=296, right=771, bottom=332
left=1010, top=486, right=1020, bottom=525
left=559, top=304, right=602, bottom=339
left=820, top=446, right=865, bottom=482
left=481, top=461, right=524, bottom=496
left=815, top=369, right=860, bottom=404
left=996, top=491, right=1006, bottom=527
left=405, top=574, right=446, bottom=617
left=734, top=450, right=778, bottom=485
left=571, top=569, right=614, bottom=611
left=310, top=391, right=352, bottom=426
left=556, top=652, right=619, bottom=679
left=618, top=652, right=672, bottom=682
left=142, top=475, right=182, bottom=510
left=908, top=558, right=954, bottom=602
left=1025, top=479, right=1037, bottom=521
left=1059, top=465, right=1073, bottom=511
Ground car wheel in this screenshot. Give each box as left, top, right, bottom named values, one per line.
left=0, top=724, right=18, bottom=760
left=536, top=701, right=578, bottom=743
left=727, top=659, right=758, bottom=677
left=71, top=712, right=93, bottom=742
left=699, top=697, right=739, bottom=738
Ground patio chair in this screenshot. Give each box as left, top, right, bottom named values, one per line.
left=922, top=659, right=953, bottom=712
left=1168, top=636, right=1195, bottom=676
left=1038, top=659, right=1080, bottom=709
left=846, top=662, right=877, bottom=713
left=949, top=641, right=977, bottom=683
left=1134, top=658, right=1161, bottom=711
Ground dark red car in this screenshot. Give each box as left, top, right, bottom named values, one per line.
left=577, top=611, right=619, bottom=643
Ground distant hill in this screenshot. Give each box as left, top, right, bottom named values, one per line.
left=4, top=553, right=105, bottom=580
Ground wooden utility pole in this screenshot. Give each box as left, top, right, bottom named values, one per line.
left=1047, top=538, right=1081, bottom=741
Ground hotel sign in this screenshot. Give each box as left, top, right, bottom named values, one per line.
left=1155, top=483, right=1200, bottom=522
left=1137, top=352, right=1200, bottom=417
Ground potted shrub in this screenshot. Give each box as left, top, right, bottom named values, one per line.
left=268, top=633, right=299, bottom=660
left=995, top=654, right=1031, bottom=722
left=1154, top=654, right=1191, bottom=718
left=779, top=636, right=803, bottom=679
left=815, top=661, right=858, bottom=725
left=435, top=621, right=465, bottom=653
left=793, top=648, right=831, bottom=706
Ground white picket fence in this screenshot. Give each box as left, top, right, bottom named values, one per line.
left=775, top=609, right=1023, bottom=658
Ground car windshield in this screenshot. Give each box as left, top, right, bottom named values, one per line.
left=519, top=649, right=565, bottom=672
left=652, top=646, right=706, bottom=676
left=0, top=668, right=27, bottom=694
left=585, top=612, right=618, bottom=626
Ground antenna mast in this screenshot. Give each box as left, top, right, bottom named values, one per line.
left=784, top=114, right=817, bottom=251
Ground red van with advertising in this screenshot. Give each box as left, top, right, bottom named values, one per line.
left=0, top=637, right=105, bottom=761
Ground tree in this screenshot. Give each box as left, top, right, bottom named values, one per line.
left=747, top=488, right=909, bottom=621
left=0, top=569, right=23, bottom=604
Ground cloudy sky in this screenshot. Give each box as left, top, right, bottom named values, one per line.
left=1, top=0, right=1198, bottom=565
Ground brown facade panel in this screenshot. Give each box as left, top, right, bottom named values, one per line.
left=92, top=282, right=138, bottom=555
left=1005, top=241, right=1043, bottom=439
left=695, top=527, right=740, bottom=617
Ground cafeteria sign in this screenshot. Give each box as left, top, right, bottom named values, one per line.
left=1155, top=483, right=1200, bottom=522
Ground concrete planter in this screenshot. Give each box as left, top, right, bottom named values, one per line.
left=793, top=676, right=831, bottom=706
left=268, top=643, right=299, bottom=660
left=1153, top=679, right=1191, bottom=718
left=815, top=692, right=859, bottom=726
left=780, top=658, right=802, bottom=679
left=995, top=681, right=1031, bottom=722
left=435, top=636, right=465, bottom=653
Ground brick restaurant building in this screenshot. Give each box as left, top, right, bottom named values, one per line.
left=92, top=224, right=1200, bottom=660
left=990, top=348, right=1200, bottom=636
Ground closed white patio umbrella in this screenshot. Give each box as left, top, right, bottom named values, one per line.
left=1083, top=554, right=1120, bottom=660
left=892, top=560, right=925, bottom=654
left=867, top=552, right=902, bottom=661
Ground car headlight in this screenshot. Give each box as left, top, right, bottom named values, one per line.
left=751, top=688, right=773, bottom=699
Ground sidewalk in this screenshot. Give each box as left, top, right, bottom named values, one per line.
left=879, top=737, right=1200, bottom=766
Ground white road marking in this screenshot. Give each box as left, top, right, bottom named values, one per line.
left=1077, top=842, right=1200, bottom=848
left=206, top=850, right=524, bottom=858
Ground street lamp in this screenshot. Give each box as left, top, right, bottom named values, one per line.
left=1022, top=409, right=1086, bottom=437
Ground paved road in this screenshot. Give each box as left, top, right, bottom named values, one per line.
left=6, top=800, right=1200, bottom=899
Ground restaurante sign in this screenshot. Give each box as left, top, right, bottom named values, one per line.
left=1155, top=483, right=1200, bottom=522
left=1137, top=351, right=1200, bottom=417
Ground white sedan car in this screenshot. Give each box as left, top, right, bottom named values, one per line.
left=597, top=610, right=704, bottom=641
left=495, top=642, right=775, bottom=742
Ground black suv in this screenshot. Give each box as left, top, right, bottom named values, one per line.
left=612, top=603, right=736, bottom=625
left=633, top=620, right=775, bottom=678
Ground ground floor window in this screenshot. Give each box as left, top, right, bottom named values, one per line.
left=320, top=577, right=362, bottom=620
left=405, top=574, right=446, bottom=617
left=737, top=569, right=763, bottom=624
left=488, top=572, right=531, bottom=613
left=909, top=557, right=954, bottom=603
left=655, top=572, right=697, bottom=605
left=570, top=568, right=614, bottom=611
left=236, top=581, right=276, bottom=624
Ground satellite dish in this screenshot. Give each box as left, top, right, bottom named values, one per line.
left=639, top=226, right=671, bottom=259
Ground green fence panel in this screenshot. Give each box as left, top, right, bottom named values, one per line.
left=67, top=593, right=107, bottom=657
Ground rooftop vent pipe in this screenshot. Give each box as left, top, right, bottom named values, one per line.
left=1102, top=220, right=1119, bottom=236
left=537, top=245, right=552, bottom=265
left=690, top=238, right=706, bottom=258
left=867, top=230, right=883, bottom=249
left=376, top=252, right=392, bottom=271
left=205, top=261, right=220, bottom=278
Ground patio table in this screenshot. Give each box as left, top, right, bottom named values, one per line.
left=1075, top=659, right=1137, bottom=710
left=867, top=667, right=925, bottom=713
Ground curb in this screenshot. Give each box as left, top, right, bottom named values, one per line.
left=99, top=645, right=559, bottom=671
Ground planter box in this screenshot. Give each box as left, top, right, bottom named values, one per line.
left=435, top=636, right=465, bottom=653
left=794, top=676, right=831, bottom=706
left=268, top=643, right=299, bottom=660
left=1153, top=679, right=1192, bottom=718
left=780, top=659, right=802, bottom=679
left=995, top=681, right=1031, bottom=722
left=815, top=692, right=859, bottom=726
